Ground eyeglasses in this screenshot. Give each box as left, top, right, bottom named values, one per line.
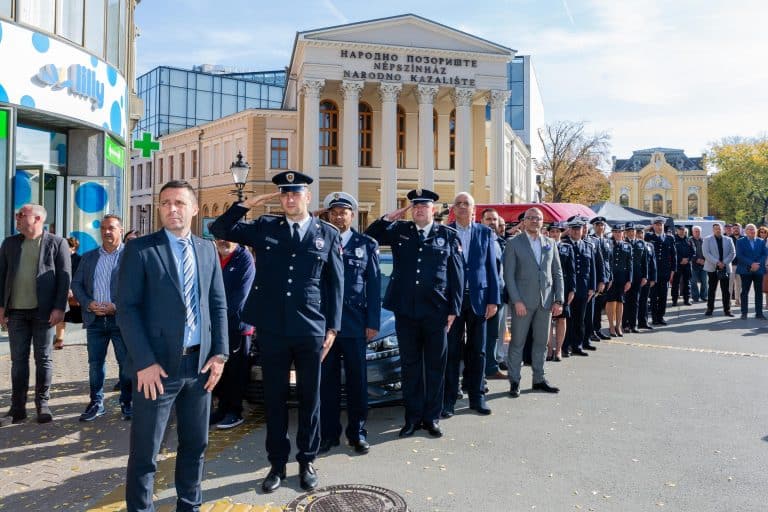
left=525, top=216, right=543, bottom=221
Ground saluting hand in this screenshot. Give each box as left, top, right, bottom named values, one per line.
left=321, top=330, right=337, bottom=362
left=240, top=191, right=281, bottom=209
left=137, top=363, right=168, bottom=400
left=384, top=205, right=411, bottom=222
left=201, top=355, right=226, bottom=392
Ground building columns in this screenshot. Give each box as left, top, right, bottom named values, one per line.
left=301, top=78, right=325, bottom=207
left=417, top=85, right=439, bottom=190
left=452, top=87, right=474, bottom=196
left=379, top=82, right=402, bottom=213
left=340, top=80, right=364, bottom=198
left=489, top=90, right=510, bottom=202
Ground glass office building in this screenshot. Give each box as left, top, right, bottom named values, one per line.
left=0, top=0, right=136, bottom=249
left=134, top=66, right=286, bottom=139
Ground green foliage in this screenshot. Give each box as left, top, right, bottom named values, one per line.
left=706, top=138, right=768, bottom=224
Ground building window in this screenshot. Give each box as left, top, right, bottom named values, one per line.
left=319, top=100, right=338, bottom=166
left=620, top=193, right=629, bottom=207
left=688, top=193, right=699, bottom=216
left=146, top=162, right=152, bottom=187
left=158, top=157, right=164, bottom=184
left=168, top=155, right=174, bottom=180
left=433, top=109, right=438, bottom=166
left=397, top=105, right=406, bottom=169
left=136, top=164, right=143, bottom=189
left=270, top=138, right=288, bottom=169
left=666, top=199, right=673, bottom=215
left=202, top=205, right=210, bottom=218
left=17, top=0, right=55, bottom=32
left=449, top=109, right=456, bottom=170
left=652, top=193, right=663, bottom=214
left=191, top=150, right=197, bottom=178
left=359, top=102, right=373, bottom=167
left=212, top=203, right=219, bottom=216
left=180, top=152, right=186, bottom=179
left=56, top=0, right=84, bottom=45
left=84, top=0, right=105, bottom=57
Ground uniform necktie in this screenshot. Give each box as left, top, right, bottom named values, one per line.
left=178, top=238, right=196, bottom=329
left=293, top=223, right=301, bottom=246
left=418, top=229, right=425, bottom=242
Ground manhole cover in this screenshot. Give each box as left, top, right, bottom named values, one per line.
left=285, top=484, right=409, bottom=511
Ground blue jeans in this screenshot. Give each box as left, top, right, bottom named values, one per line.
left=690, top=265, right=708, bottom=301
left=86, top=316, right=131, bottom=406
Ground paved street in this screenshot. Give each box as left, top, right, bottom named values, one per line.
left=1, top=300, right=767, bottom=511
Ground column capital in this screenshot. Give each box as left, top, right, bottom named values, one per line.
left=452, top=87, right=475, bottom=107
left=339, top=80, right=365, bottom=100
left=417, top=84, right=440, bottom=105
left=490, top=89, right=511, bottom=108
left=300, top=78, right=326, bottom=99
left=378, top=82, right=402, bottom=103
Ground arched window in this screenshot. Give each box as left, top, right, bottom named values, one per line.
left=620, top=194, right=630, bottom=207
left=433, top=109, right=438, bottom=165
left=652, top=194, right=663, bottom=214
left=202, top=205, right=210, bottom=218
left=319, top=100, right=339, bottom=166
left=223, top=202, right=230, bottom=212
left=688, top=193, right=699, bottom=216
left=449, top=109, right=456, bottom=170
left=358, top=102, right=373, bottom=167
left=397, top=105, right=406, bottom=168
left=212, top=203, right=220, bottom=217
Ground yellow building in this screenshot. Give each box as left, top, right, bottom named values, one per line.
left=609, top=148, right=708, bottom=219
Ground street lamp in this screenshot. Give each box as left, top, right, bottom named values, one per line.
left=229, top=151, right=251, bottom=202
left=535, top=174, right=544, bottom=203
left=139, top=205, right=147, bottom=234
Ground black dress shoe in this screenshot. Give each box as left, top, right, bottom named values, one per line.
left=553, top=355, right=562, bottom=362
left=509, top=381, right=520, bottom=398
left=318, top=438, right=340, bottom=454
left=546, top=354, right=553, bottom=362
left=684, top=300, right=692, bottom=306
left=616, top=331, right=624, bottom=337
left=589, top=334, right=600, bottom=342
left=350, top=438, right=370, bottom=454
left=532, top=380, right=560, bottom=393
left=261, top=465, right=286, bottom=493
left=629, top=327, right=640, bottom=333
left=741, top=313, right=748, bottom=319
left=639, top=323, right=654, bottom=330
left=36, top=406, right=53, bottom=424
left=655, top=319, right=668, bottom=326
left=498, top=361, right=508, bottom=371
left=398, top=423, right=420, bottom=437
left=469, top=401, right=492, bottom=415
left=3, top=409, right=27, bottom=424
left=671, top=301, right=678, bottom=307
left=299, top=462, right=318, bottom=491
left=572, top=348, right=589, bottom=356
left=597, top=331, right=611, bottom=340
left=422, top=420, right=443, bottom=437
left=610, top=331, right=618, bottom=337
left=561, top=351, right=571, bottom=358
left=440, top=409, right=454, bottom=419
left=756, top=315, right=767, bottom=320
left=724, top=311, right=734, bottom=317
left=582, top=344, right=597, bottom=351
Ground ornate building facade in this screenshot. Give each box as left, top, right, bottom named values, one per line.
left=610, top=148, right=708, bottom=219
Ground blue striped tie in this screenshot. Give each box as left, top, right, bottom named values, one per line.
left=178, top=238, right=196, bottom=329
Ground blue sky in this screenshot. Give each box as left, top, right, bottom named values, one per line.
left=135, top=0, right=768, bottom=161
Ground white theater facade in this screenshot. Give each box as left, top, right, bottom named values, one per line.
left=143, top=15, right=535, bottom=232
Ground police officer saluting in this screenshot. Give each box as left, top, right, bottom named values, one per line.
left=318, top=192, right=381, bottom=456
left=366, top=189, right=463, bottom=439
left=209, top=170, right=343, bottom=494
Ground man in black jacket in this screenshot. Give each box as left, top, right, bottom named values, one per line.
left=671, top=226, right=694, bottom=306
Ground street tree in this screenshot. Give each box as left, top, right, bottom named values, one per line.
left=537, top=121, right=611, bottom=205
left=706, top=137, right=768, bottom=224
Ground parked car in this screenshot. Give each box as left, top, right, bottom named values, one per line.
left=246, top=249, right=402, bottom=406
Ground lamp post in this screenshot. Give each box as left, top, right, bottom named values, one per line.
left=535, top=174, right=544, bottom=203
left=139, top=205, right=147, bottom=234
left=229, top=151, right=251, bottom=203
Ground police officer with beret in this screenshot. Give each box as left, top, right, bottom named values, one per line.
left=588, top=217, right=612, bottom=341
left=561, top=219, right=596, bottom=356
left=646, top=217, right=677, bottom=325
left=605, top=224, right=633, bottom=337
left=622, top=223, right=649, bottom=333
left=637, top=225, right=657, bottom=329
left=365, top=189, right=463, bottom=439
left=209, top=171, right=343, bottom=493
left=318, top=192, right=381, bottom=456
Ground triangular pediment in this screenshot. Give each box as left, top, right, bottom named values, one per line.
left=299, top=14, right=514, bottom=56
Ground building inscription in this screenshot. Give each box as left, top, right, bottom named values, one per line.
left=340, top=49, right=477, bottom=86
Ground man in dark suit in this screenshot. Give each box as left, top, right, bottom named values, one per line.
left=209, top=171, right=343, bottom=494
left=443, top=192, right=500, bottom=418
left=646, top=217, right=677, bottom=326
left=366, top=189, right=463, bottom=439
left=71, top=214, right=132, bottom=422
left=588, top=217, right=612, bottom=340
left=319, top=192, right=380, bottom=455
left=671, top=226, right=694, bottom=306
left=117, top=181, right=228, bottom=512
left=0, top=203, right=70, bottom=425
left=481, top=208, right=507, bottom=378
left=735, top=223, right=768, bottom=319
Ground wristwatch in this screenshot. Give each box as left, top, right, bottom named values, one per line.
left=215, top=354, right=229, bottom=363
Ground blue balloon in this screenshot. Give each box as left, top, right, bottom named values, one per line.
left=32, top=32, right=49, bottom=53
left=74, top=182, right=109, bottom=213
left=70, top=231, right=99, bottom=255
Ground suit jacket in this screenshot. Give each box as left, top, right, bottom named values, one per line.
left=0, top=232, right=71, bottom=320
left=448, top=222, right=502, bottom=317
left=504, top=232, right=564, bottom=310
left=209, top=205, right=344, bottom=337
left=116, top=230, right=228, bottom=378
left=338, top=229, right=381, bottom=338
left=71, top=246, right=124, bottom=327
left=735, top=236, right=768, bottom=276
left=701, top=234, right=735, bottom=273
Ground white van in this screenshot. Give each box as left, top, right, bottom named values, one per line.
left=677, top=219, right=726, bottom=237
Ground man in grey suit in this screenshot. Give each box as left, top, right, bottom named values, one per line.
left=117, top=180, right=228, bottom=512
left=504, top=207, right=564, bottom=398
left=702, top=222, right=735, bottom=317
left=0, top=203, right=70, bottom=425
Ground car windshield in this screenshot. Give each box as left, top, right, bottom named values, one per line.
left=379, top=250, right=392, bottom=301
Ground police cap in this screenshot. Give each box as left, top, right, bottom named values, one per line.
left=549, top=221, right=567, bottom=232
left=612, top=223, right=625, bottom=231
left=623, top=222, right=635, bottom=231
left=635, top=224, right=647, bottom=232
left=272, top=170, right=313, bottom=192
left=590, top=216, right=607, bottom=225
left=568, top=219, right=585, bottom=229
left=406, top=188, right=439, bottom=204
left=324, top=191, right=358, bottom=211
left=652, top=216, right=666, bottom=224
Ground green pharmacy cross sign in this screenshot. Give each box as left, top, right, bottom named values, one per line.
left=133, top=132, right=161, bottom=158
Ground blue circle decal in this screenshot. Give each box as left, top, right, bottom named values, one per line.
left=32, top=32, right=50, bottom=53
left=92, top=219, right=101, bottom=229
left=13, top=171, right=33, bottom=209
left=71, top=232, right=99, bottom=255
left=110, top=101, right=122, bottom=133
left=0, top=21, right=4, bottom=45
left=0, top=83, right=8, bottom=103
left=107, top=66, right=117, bottom=86
left=75, top=182, right=109, bottom=213
left=91, top=56, right=98, bottom=68
left=20, top=95, right=35, bottom=108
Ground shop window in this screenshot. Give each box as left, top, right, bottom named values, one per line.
left=688, top=193, right=699, bottom=216
left=359, top=102, right=373, bottom=167
left=319, top=100, right=338, bottom=166
left=270, top=138, right=288, bottom=169
left=56, top=0, right=84, bottom=45
left=397, top=105, right=406, bottom=168
left=17, top=0, right=54, bottom=32
left=84, top=0, right=105, bottom=57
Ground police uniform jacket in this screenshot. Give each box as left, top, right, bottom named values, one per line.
left=645, top=232, right=678, bottom=281
left=337, top=229, right=381, bottom=338
left=561, top=237, right=597, bottom=299
left=610, top=240, right=633, bottom=286
left=630, top=238, right=649, bottom=282
left=674, top=235, right=695, bottom=264
left=645, top=241, right=658, bottom=283
left=219, top=244, right=255, bottom=336
left=557, top=241, right=577, bottom=296
left=365, top=219, right=463, bottom=319
left=590, top=234, right=613, bottom=284
left=209, top=204, right=343, bottom=337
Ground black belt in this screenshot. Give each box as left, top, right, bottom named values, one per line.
left=183, top=345, right=200, bottom=356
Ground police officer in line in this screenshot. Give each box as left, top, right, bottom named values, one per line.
left=209, top=171, right=344, bottom=494
left=622, top=223, right=649, bottom=333
left=317, top=192, right=381, bottom=456
left=584, top=218, right=607, bottom=346
left=561, top=218, right=596, bottom=357
left=547, top=222, right=575, bottom=361
left=671, top=225, right=694, bottom=306
left=646, top=217, right=677, bottom=326
left=588, top=217, right=612, bottom=341
left=365, top=189, right=464, bottom=439
left=604, top=224, right=633, bottom=337
left=637, top=225, right=658, bottom=329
